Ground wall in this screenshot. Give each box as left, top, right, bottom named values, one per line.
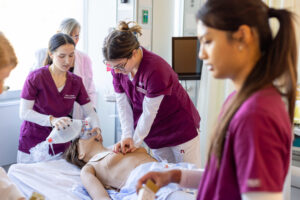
left=0, top=100, right=21, bottom=166
left=152, top=0, right=176, bottom=64
left=86, top=0, right=117, bottom=147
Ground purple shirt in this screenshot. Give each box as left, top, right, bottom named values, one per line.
left=112, top=47, right=200, bottom=148
left=19, top=66, right=90, bottom=154
left=197, top=86, right=291, bottom=200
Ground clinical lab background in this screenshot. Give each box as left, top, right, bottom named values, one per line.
left=0, top=0, right=300, bottom=199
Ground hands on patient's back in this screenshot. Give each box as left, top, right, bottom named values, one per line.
left=50, top=116, right=72, bottom=130
left=113, top=138, right=136, bottom=154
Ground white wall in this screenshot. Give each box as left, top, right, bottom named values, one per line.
left=86, top=0, right=117, bottom=147
left=152, top=0, right=176, bottom=64
left=0, top=99, right=21, bottom=166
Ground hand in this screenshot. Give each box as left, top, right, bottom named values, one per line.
left=50, top=116, right=71, bottom=130
left=136, top=171, right=178, bottom=193
left=113, top=138, right=136, bottom=154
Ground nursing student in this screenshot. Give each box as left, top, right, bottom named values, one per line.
left=0, top=32, right=25, bottom=200
left=137, top=0, right=297, bottom=200
left=102, top=21, right=201, bottom=167
left=18, top=33, right=101, bottom=164
left=32, top=18, right=96, bottom=120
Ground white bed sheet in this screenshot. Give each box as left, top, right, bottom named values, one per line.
left=8, top=158, right=198, bottom=200
left=8, top=158, right=86, bottom=200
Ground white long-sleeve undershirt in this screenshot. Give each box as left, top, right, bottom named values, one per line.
left=179, top=169, right=282, bottom=200
left=115, top=92, right=134, bottom=140
left=115, top=92, right=164, bottom=147
left=19, top=99, right=100, bottom=128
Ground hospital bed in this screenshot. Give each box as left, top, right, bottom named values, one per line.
left=7, top=157, right=197, bottom=200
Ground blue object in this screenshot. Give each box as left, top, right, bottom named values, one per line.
left=293, top=137, right=300, bottom=147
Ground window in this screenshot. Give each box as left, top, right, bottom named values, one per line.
left=0, top=0, right=84, bottom=91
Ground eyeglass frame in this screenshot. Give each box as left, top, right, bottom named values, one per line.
left=103, top=53, right=133, bottom=71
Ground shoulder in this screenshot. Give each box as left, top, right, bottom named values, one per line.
left=27, top=66, right=48, bottom=81
left=75, top=50, right=91, bottom=61
left=141, top=48, right=174, bottom=80
left=81, top=164, right=95, bottom=175
left=230, top=86, right=290, bottom=135
left=142, top=48, right=171, bottom=70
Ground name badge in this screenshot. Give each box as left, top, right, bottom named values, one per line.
left=64, top=94, right=76, bottom=99
left=136, top=86, right=147, bottom=95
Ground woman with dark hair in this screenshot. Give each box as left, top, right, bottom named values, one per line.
left=18, top=33, right=101, bottom=163
left=32, top=18, right=97, bottom=120
left=103, top=21, right=201, bottom=167
left=137, top=0, right=298, bottom=199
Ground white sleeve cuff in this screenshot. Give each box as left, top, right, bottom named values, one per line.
left=179, top=169, right=204, bottom=189
left=19, top=98, right=51, bottom=126
left=133, top=95, right=164, bottom=147
left=242, top=192, right=283, bottom=200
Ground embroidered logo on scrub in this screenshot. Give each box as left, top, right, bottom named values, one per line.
left=136, top=86, right=147, bottom=94
left=64, top=94, right=76, bottom=99
left=247, top=179, right=261, bottom=188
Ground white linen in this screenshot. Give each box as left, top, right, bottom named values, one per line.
left=8, top=159, right=197, bottom=200
left=8, top=158, right=84, bottom=200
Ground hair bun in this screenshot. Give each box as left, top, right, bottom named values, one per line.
left=118, top=21, right=130, bottom=31
left=117, top=21, right=142, bottom=36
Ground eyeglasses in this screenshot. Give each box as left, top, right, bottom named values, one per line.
left=103, top=58, right=129, bottom=71
left=71, top=35, right=79, bottom=41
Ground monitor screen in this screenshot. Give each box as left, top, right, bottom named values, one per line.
left=172, top=37, right=202, bottom=80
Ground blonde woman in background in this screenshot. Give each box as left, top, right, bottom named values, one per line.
left=32, top=18, right=96, bottom=120
left=0, top=32, right=25, bottom=200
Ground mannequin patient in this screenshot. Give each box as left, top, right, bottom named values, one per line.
left=63, top=132, right=156, bottom=200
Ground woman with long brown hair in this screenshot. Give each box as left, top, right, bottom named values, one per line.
left=137, top=0, right=298, bottom=199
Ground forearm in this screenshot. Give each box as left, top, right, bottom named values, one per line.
left=179, top=169, right=204, bottom=189
left=133, top=95, right=164, bottom=147
left=19, top=98, right=51, bottom=126
left=115, top=92, right=134, bottom=139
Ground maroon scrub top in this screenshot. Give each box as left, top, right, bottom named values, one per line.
left=19, top=65, right=90, bottom=154
left=112, top=47, right=200, bottom=149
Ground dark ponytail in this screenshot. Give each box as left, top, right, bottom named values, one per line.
left=44, top=33, right=75, bottom=66
left=197, top=0, right=298, bottom=166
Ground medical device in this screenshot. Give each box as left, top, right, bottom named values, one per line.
left=137, top=179, right=159, bottom=200
left=46, top=118, right=93, bottom=145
